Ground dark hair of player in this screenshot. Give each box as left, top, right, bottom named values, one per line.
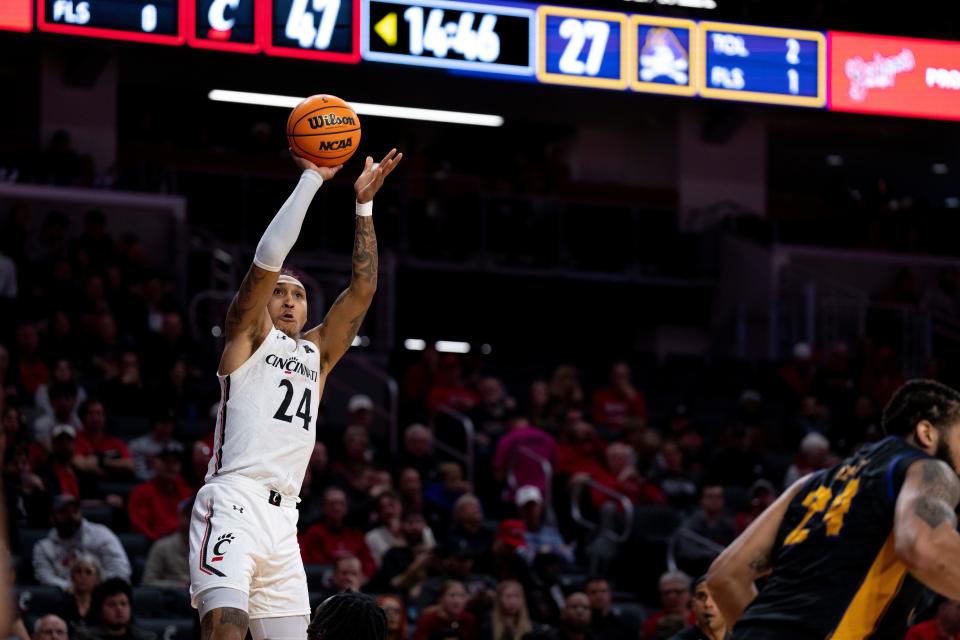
left=882, top=379, right=960, bottom=437
left=308, top=591, right=387, bottom=640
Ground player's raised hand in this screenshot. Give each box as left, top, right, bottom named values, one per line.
left=289, top=149, right=343, bottom=181
left=354, top=148, right=403, bottom=204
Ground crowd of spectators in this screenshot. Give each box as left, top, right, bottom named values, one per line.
left=2, top=195, right=959, bottom=640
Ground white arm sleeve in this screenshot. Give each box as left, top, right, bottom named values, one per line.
left=253, top=170, right=323, bottom=272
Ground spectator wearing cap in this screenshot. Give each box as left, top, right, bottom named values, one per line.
left=348, top=394, right=375, bottom=429
left=33, top=495, right=131, bottom=590
left=127, top=445, right=191, bottom=540
left=127, top=410, right=179, bottom=481
left=73, top=400, right=135, bottom=481
left=591, top=362, right=648, bottom=438
left=372, top=510, right=434, bottom=595
left=299, top=487, right=376, bottom=578
left=75, top=578, right=156, bottom=640
left=142, top=497, right=191, bottom=588
left=491, top=519, right=531, bottom=584
left=584, top=577, right=634, bottom=640
left=32, top=381, right=82, bottom=449
left=35, top=424, right=100, bottom=500
left=515, top=486, right=572, bottom=566
left=735, top=480, right=776, bottom=534
left=415, top=539, right=498, bottom=612
left=365, top=490, right=436, bottom=568
left=493, top=417, right=556, bottom=504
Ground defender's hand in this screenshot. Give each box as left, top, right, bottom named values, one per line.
left=355, top=148, right=403, bottom=204
left=289, top=149, right=343, bottom=181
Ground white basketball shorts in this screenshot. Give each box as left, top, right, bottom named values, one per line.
left=188, top=475, right=309, bottom=619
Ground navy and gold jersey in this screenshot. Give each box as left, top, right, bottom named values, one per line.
left=733, top=437, right=933, bottom=640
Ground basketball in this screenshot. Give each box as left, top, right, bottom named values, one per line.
left=287, top=94, right=361, bottom=167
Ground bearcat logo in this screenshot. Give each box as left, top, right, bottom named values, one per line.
left=307, top=114, right=357, bottom=129
left=212, top=533, right=235, bottom=561
left=317, top=138, right=353, bottom=152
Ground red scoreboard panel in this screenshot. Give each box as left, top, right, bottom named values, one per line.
left=187, top=0, right=259, bottom=52
left=38, top=0, right=186, bottom=44
left=258, top=0, right=361, bottom=62
left=0, top=0, right=33, bottom=31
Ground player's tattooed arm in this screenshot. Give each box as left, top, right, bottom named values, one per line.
left=305, top=149, right=401, bottom=371
left=225, top=266, right=272, bottom=341
left=200, top=607, right=249, bottom=640
left=894, top=458, right=960, bottom=600
left=913, top=459, right=960, bottom=529
left=747, top=548, right=773, bottom=576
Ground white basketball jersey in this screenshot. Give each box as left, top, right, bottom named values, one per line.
left=206, top=327, right=320, bottom=496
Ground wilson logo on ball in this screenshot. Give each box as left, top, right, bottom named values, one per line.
left=308, top=114, right=358, bottom=129
left=317, top=138, right=353, bottom=151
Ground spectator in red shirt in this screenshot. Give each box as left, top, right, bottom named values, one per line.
left=555, top=411, right=607, bottom=479
left=428, top=355, right=478, bottom=415
left=300, top=487, right=376, bottom=577
left=591, top=362, right=647, bottom=437
left=589, top=443, right=665, bottom=508
left=73, top=400, right=135, bottom=480
left=127, top=446, right=192, bottom=540
left=906, top=599, right=960, bottom=640
left=35, top=424, right=99, bottom=501
left=493, top=417, right=557, bottom=502
left=413, top=580, right=477, bottom=640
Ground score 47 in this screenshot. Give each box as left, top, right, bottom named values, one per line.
left=285, top=0, right=341, bottom=49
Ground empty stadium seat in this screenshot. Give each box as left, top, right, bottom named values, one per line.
left=16, top=528, right=50, bottom=584
left=138, top=617, right=194, bottom=640
left=81, top=504, right=114, bottom=526
left=303, top=564, right=330, bottom=590
left=118, top=532, right=150, bottom=558
left=16, top=585, right=63, bottom=619
left=134, top=586, right=192, bottom=618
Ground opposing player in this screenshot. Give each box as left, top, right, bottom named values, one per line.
left=189, top=148, right=402, bottom=640
left=707, top=379, right=960, bottom=639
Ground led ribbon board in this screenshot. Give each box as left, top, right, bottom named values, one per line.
left=362, top=0, right=535, bottom=75
left=187, top=0, right=258, bottom=51
left=698, top=21, right=825, bottom=107
left=829, top=31, right=960, bottom=121
left=38, top=0, right=185, bottom=43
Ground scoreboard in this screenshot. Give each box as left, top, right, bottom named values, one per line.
left=5, top=0, right=960, bottom=120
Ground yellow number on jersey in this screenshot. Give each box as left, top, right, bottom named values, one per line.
left=824, top=478, right=860, bottom=536
left=784, top=486, right=832, bottom=545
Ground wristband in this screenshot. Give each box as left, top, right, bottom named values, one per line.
left=356, top=200, right=373, bottom=217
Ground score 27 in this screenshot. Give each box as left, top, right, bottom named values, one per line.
left=536, top=6, right=628, bottom=89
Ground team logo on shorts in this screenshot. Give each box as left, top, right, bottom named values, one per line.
left=212, top=533, right=236, bottom=561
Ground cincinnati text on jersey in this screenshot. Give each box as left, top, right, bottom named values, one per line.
left=264, top=354, right=319, bottom=381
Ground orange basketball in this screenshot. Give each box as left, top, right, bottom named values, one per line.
left=287, top=94, right=361, bottom=167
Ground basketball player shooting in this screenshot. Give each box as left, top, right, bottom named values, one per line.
left=189, top=148, right=402, bottom=640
